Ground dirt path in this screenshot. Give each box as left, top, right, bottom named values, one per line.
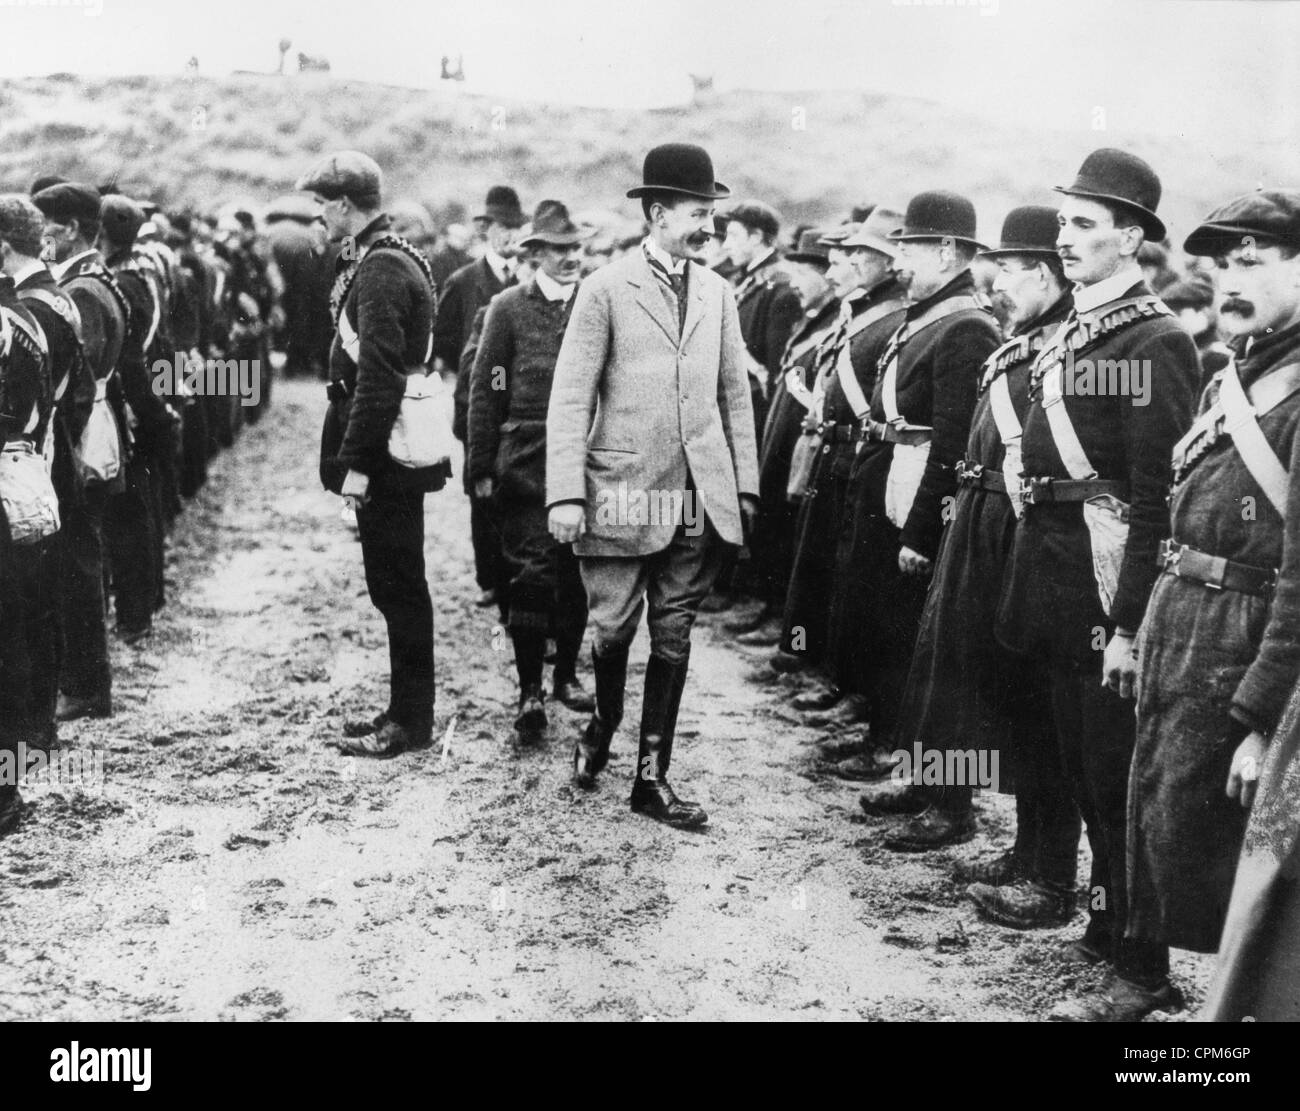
left=0, top=379, right=1212, bottom=1021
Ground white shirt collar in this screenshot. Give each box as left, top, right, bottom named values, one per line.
left=52, top=248, right=97, bottom=282
left=642, top=235, right=687, bottom=276
left=484, top=247, right=512, bottom=284
left=1072, top=264, right=1144, bottom=314
left=534, top=268, right=575, bottom=303
left=11, top=260, right=47, bottom=287
left=746, top=246, right=776, bottom=274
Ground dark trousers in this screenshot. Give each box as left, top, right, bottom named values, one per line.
left=58, top=482, right=111, bottom=703
left=0, top=536, right=59, bottom=753
left=469, top=495, right=505, bottom=597
left=1010, top=688, right=1082, bottom=891
left=356, top=482, right=434, bottom=730
left=105, top=454, right=159, bottom=634
left=580, top=518, right=727, bottom=664
left=1050, top=657, right=1169, bottom=985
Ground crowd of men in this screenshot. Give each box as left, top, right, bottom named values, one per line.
left=5, top=141, right=1299, bottom=1023
left=0, top=179, right=283, bottom=833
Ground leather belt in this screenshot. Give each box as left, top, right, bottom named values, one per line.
left=862, top=419, right=933, bottom=446
left=819, top=422, right=858, bottom=444
left=1157, top=539, right=1276, bottom=598
left=1019, top=476, right=1126, bottom=505
left=956, top=460, right=1006, bottom=494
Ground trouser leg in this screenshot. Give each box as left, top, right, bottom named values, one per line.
left=58, top=484, right=111, bottom=704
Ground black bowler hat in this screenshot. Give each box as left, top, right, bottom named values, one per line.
left=627, top=143, right=730, bottom=201
left=31, top=181, right=102, bottom=227
left=980, top=205, right=1061, bottom=258
left=1183, top=189, right=1300, bottom=257
left=474, top=185, right=527, bottom=229
left=785, top=228, right=832, bottom=268
left=517, top=200, right=586, bottom=248
left=1054, top=148, right=1165, bottom=242
left=888, top=190, right=984, bottom=249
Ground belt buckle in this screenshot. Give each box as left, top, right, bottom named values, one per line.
left=1164, top=542, right=1185, bottom=576
left=957, top=460, right=981, bottom=483
left=1021, top=476, right=1051, bottom=505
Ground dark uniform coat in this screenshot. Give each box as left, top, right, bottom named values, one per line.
left=780, top=279, right=906, bottom=664
left=733, top=251, right=802, bottom=432
left=432, top=256, right=511, bottom=374
left=827, top=269, right=999, bottom=711
left=1129, top=321, right=1300, bottom=952
left=895, top=293, right=1072, bottom=757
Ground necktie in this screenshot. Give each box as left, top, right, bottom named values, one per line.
left=645, top=249, right=688, bottom=335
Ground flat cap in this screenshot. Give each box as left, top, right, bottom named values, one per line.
left=1184, top=189, right=1300, bottom=257
left=0, top=194, right=47, bottom=256
left=31, top=181, right=101, bottom=226
left=100, top=194, right=146, bottom=247
left=725, top=200, right=781, bottom=240
left=1160, top=278, right=1214, bottom=310
left=295, top=150, right=383, bottom=204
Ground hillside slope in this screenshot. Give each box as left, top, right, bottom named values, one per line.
left=1, top=74, right=1295, bottom=241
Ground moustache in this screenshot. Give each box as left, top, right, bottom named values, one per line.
left=686, top=233, right=709, bottom=247
left=1221, top=298, right=1254, bottom=317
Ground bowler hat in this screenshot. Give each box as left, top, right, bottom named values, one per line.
left=627, top=143, right=729, bottom=201
left=785, top=228, right=832, bottom=267
left=474, top=185, right=527, bottom=229
left=517, top=200, right=586, bottom=248
left=295, top=150, right=384, bottom=206
left=842, top=205, right=905, bottom=257
left=888, top=191, right=984, bottom=249
left=1054, top=148, right=1165, bottom=241
left=1184, top=189, right=1300, bottom=257
left=980, top=205, right=1062, bottom=258
left=31, top=181, right=101, bottom=227
left=99, top=194, right=145, bottom=247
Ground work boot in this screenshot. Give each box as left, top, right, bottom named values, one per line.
left=723, top=603, right=770, bottom=634
left=803, top=692, right=868, bottom=728
left=573, top=645, right=628, bottom=788
left=967, top=880, right=1075, bottom=928
left=791, top=685, right=840, bottom=712
left=342, top=711, right=388, bottom=739
left=1057, top=932, right=1114, bottom=966
left=332, top=719, right=430, bottom=758
left=735, top=618, right=782, bottom=647
left=1046, top=974, right=1183, bottom=1022
left=767, top=649, right=806, bottom=675
left=699, top=589, right=735, bottom=614
left=858, top=779, right=928, bottom=816
left=55, top=692, right=112, bottom=721
left=823, top=746, right=900, bottom=781
left=629, top=652, right=707, bottom=829
left=514, top=684, right=547, bottom=742
left=884, top=807, right=976, bottom=852
left=952, top=850, right=1024, bottom=886
left=474, top=589, right=497, bottom=608
left=552, top=676, right=595, bottom=713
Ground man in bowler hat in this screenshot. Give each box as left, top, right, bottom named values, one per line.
left=547, top=143, right=759, bottom=828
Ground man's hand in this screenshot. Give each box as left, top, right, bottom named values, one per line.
left=548, top=502, right=586, bottom=544
left=341, top=468, right=370, bottom=512
left=1101, top=630, right=1138, bottom=700
left=1226, top=731, right=1267, bottom=810
left=739, top=494, right=759, bottom=542
left=898, top=546, right=933, bottom=577
left=473, top=477, right=495, bottom=500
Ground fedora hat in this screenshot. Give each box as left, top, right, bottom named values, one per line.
left=980, top=205, right=1062, bottom=258
left=1054, top=148, right=1165, bottom=241
left=841, top=205, right=906, bottom=258
left=474, top=185, right=527, bottom=229
left=888, top=191, right=984, bottom=250
left=517, top=200, right=586, bottom=248
left=627, top=143, right=730, bottom=201
left=785, top=228, right=832, bottom=267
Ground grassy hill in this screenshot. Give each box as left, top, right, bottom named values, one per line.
left=2, top=73, right=1297, bottom=244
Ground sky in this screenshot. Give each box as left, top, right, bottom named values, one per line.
left=1, top=0, right=1297, bottom=142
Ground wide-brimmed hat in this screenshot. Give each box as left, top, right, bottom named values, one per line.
left=1054, top=148, right=1165, bottom=242
left=474, top=185, right=527, bottom=229
left=785, top=228, right=832, bottom=267
left=517, top=200, right=586, bottom=248
left=1183, top=189, right=1300, bottom=257
left=980, top=205, right=1062, bottom=259
left=842, top=205, right=905, bottom=258
left=888, top=191, right=984, bottom=249
left=627, top=143, right=730, bottom=201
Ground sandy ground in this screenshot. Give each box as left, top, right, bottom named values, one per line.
left=0, top=378, right=1214, bottom=1021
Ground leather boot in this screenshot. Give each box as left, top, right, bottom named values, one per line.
left=573, top=644, right=628, bottom=788
left=514, top=684, right=547, bottom=741
left=0, top=786, right=23, bottom=838
left=629, top=652, right=707, bottom=829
